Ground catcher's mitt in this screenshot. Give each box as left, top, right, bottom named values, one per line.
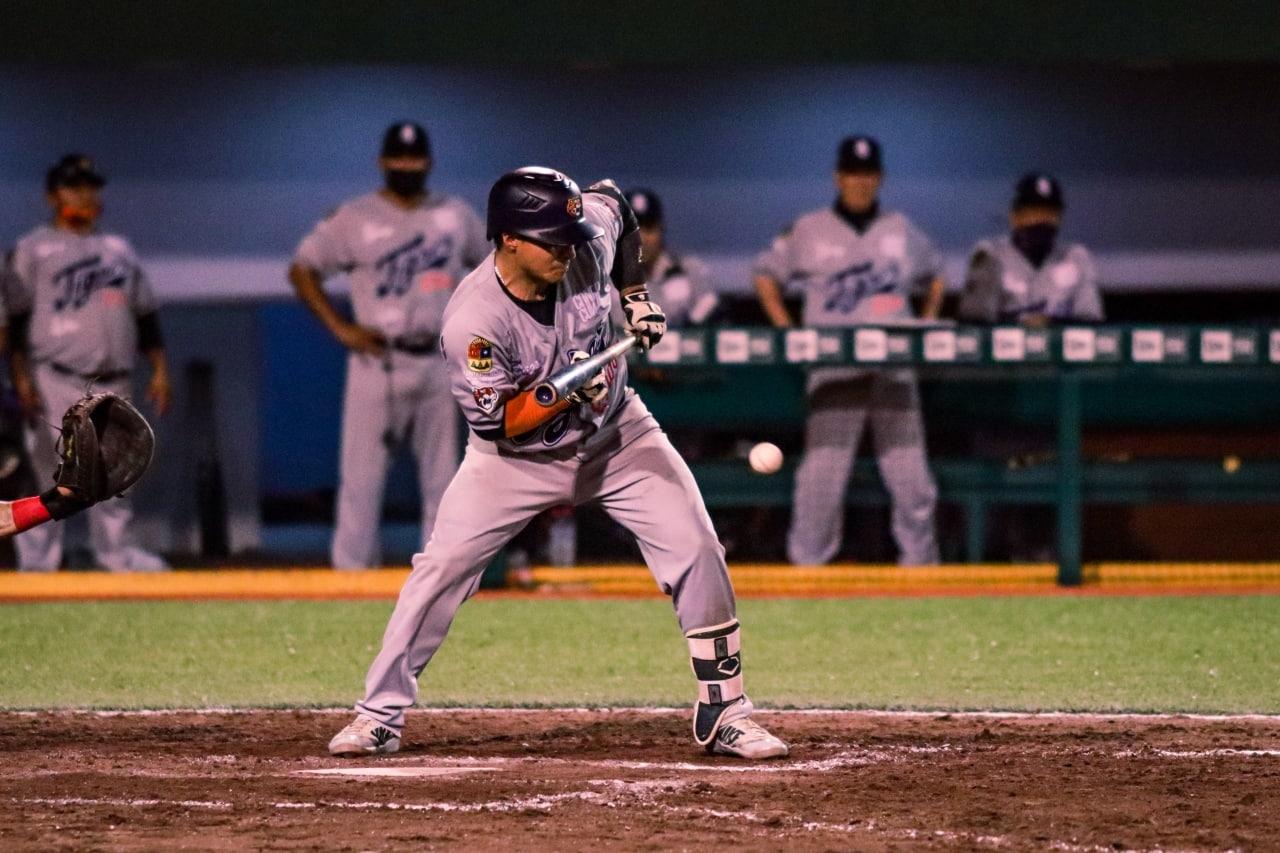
left=55, top=392, right=155, bottom=503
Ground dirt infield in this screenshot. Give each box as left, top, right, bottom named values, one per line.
left=3, top=709, right=1278, bottom=852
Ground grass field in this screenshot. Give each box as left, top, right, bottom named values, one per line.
left=3, top=593, right=1278, bottom=714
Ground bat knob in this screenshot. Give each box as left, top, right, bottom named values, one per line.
left=534, top=384, right=556, bottom=406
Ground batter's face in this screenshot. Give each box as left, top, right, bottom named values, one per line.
left=500, top=233, right=576, bottom=296
left=834, top=170, right=882, bottom=213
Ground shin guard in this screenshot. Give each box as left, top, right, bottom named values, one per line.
left=686, top=619, right=744, bottom=746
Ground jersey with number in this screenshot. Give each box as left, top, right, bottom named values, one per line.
left=292, top=192, right=487, bottom=341
left=957, top=237, right=1102, bottom=324
left=441, top=190, right=629, bottom=454
left=753, top=207, right=942, bottom=327
left=4, top=225, right=157, bottom=373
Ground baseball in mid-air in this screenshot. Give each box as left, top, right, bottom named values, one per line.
left=748, top=441, right=784, bottom=475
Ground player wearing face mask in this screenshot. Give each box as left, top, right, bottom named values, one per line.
left=957, top=173, right=1103, bottom=328
left=288, top=122, right=488, bottom=570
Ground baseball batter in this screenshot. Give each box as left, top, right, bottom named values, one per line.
left=289, top=122, right=488, bottom=569
left=328, top=167, right=788, bottom=760
left=957, top=172, right=1102, bottom=325
left=754, top=135, right=944, bottom=567
left=3, top=154, right=171, bottom=572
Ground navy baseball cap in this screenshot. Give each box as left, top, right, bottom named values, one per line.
left=381, top=122, right=431, bottom=158
left=836, top=135, right=882, bottom=173
left=1013, top=172, right=1064, bottom=209
left=625, top=188, right=664, bottom=227
left=46, top=154, right=106, bottom=193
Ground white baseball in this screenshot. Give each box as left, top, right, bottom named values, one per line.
left=748, top=441, right=784, bottom=475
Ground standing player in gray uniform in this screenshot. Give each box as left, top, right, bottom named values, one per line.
left=4, top=154, right=172, bottom=572
left=289, top=122, right=488, bottom=569
left=328, top=167, right=788, bottom=760
left=754, top=136, right=944, bottom=567
left=957, top=173, right=1102, bottom=326
left=957, top=173, right=1101, bottom=561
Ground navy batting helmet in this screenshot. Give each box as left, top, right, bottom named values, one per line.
left=486, top=167, right=605, bottom=246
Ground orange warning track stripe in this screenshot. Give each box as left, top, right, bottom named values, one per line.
left=3, top=562, right=1280, bottom=602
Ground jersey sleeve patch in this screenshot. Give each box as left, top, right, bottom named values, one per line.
left=467, top=337, right=494, bottom=373
left=473, top=386, right=498, bottom=412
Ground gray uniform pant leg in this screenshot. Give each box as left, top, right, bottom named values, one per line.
left=587, top=398, right=738, bottom=633
left=355, top=442, right=569, bottom=730
left=869, top=370, right=939, bottom=566
left=407, top=358, right=458, bottom=552
left=787, top=379, right=871, bottom=566
left=590, top=399, right=754, bottom=725
left=332, top=353, right=393, bottom=569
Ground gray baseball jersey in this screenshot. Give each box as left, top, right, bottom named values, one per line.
left=292, top=191, right=488, bottom=569
left=754, top=205, right=940, bottom=566
left=648, top=250, right=718, bottom=328
left=4, top=224, right=164, bottom=572
left=349, top=188, right=758, bottom=732
left=608, top=249, right=718, bottom=333
left=957, top=237, right=1102, bottom=324
left=4, top=224, right=157, bottom=373
left=293, top=191, right=488, bottom=341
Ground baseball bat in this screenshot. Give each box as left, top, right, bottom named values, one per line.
left=534, top=335, right=638, bottom=407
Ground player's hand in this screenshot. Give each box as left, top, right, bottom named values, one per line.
left=335, top=322, right=388, bottom=356
left=621, top=288, right=666, bottom=351
left=566, top=351, right=608, bottom=407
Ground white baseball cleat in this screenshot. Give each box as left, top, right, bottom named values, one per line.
left=328, top=716, right=401, bottom=757
left=709, top=718, right=789, bottom=759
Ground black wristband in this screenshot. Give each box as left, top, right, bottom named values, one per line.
left=39, top=487, right=91, bottom=521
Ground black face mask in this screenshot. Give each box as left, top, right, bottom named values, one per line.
left=385, top=169, right=426, bottom=199
left=1012, top=223, right=1058, bottom=268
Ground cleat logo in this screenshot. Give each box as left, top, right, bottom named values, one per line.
left=718, top=725, right=744, bottom=746
left=371, top=726, right=396, bottom=747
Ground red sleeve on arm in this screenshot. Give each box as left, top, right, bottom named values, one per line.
left=11, top=496, right=52, bottom=532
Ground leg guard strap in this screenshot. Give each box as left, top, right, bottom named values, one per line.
left=686, top=619, right=745, bottom=746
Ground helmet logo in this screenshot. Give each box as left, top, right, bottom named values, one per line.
left=566, top=196, right=582, bottom=217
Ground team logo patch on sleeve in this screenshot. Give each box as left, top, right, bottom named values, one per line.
left=473, top=386, right=498, bottom=412
left=467, top=337, right=494, bottom=373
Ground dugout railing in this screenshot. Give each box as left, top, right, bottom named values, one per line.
left=631, top=324, right=1280, bottom=586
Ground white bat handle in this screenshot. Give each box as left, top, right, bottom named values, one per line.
left=534, top=335, right=638, bottom=407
